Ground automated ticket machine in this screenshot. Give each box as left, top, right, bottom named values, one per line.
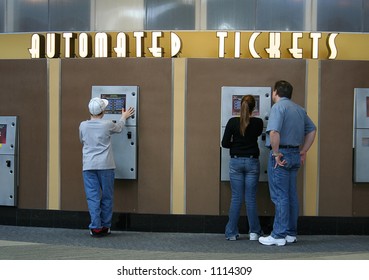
left=91, top=86, right=138, bottom=179
left=353, top=88, right=369, bottom=182
left=220, top=87, right=271, bottom=182
left=0, top=116, right=19, bottom=206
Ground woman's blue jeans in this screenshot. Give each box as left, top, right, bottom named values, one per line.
left=83, top=169, right=115, bottom=229
left=225, top=157, right=261, bottom=239
left=268, top=148, right=301, bottom=238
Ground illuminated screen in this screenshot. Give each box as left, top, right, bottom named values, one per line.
left=0, top=124, right=7, bottom=144
left=232, top=95, right=260, bottom=116
left=101, top=94, right=126, bottom=114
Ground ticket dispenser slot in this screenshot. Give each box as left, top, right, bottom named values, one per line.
left=0, top=116, right=19, bottom=206
left=353, top=88, right=369, bottom=182
left=220, top=87, right=271, bottom=182
left=92, top=86, right=138, bottom=179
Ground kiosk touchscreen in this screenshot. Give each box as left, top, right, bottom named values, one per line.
left=101, top=94, right=127, bottom=114
left=0, top=124, right=7, bottom=144
left=92, top=86, right=138, bottom=180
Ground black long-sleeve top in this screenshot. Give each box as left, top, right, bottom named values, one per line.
left=221, top=117, right=263, bottom=157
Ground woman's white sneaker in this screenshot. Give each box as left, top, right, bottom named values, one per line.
left=258, top=235, right=286, bottom=246
left=285, top=235, right=297, bottom=243
left=249, top=233, right=260, bottom=241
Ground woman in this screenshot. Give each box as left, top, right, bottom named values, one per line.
left=221, top=95, right=263, bottom=241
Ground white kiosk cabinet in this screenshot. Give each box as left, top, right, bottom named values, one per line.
left=92, top=86, right=138, bottom=180
left=220, top=87, right=271, bottom=182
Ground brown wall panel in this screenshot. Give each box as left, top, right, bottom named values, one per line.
left=0, top=59, right=48, bottom=208
left=60, top=58, right=172, bottom=214
left=320, top=60, right=369, bottom=216
left=186, top=59, right=306, bottom=215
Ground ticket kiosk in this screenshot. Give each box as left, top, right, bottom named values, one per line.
left=0, top=116, right=19, bottom=206
left=353, top=88, right=369, bottom=182
left=220, top=87, right=271, bottom=182
left=92, top=86, right=138, bottom=179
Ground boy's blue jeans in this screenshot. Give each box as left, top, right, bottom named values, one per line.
left=83, top=169, right=115, bottom=229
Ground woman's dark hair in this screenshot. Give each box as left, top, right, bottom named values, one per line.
left=240, top=95, right=256, bottom=136
left=274, top=80, right=293, bottom=99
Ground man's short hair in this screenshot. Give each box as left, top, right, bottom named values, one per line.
left=274, top=80, right=293, bottom=99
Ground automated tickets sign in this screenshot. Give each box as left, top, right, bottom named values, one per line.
left=1, top=31, right=369, bottom=60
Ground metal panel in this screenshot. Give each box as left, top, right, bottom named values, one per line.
left=354, top=88, right=369, bottom=183
left=111, top=126, right=137, bottom=179
left=0, top=154, right=17, bottom=206
left=220, top=87, right=271, bottom=181
left=354, top=88, right=369, bottom=129
left=0, top=116, right=18, bottom=206
left=354, top=129, right=369, bottom=183
left=91, top=86, right=138, bottom=179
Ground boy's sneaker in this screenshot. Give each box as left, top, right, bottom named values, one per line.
left=258, top=235, right=286, bottom=246
left=249, top=233, right=260, bottom=241
left=285, top=235, right=297, bottom=243
left=89, top=228, right=104, bottom=238
left=101, top=227, right=111, bottom=236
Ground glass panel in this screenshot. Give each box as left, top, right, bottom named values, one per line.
left=12, top=0, right=48, bottom=32
left=0, top=0, right=5, bottom=32
left=317, top=0, right=362, bottom=32
left=145, top=0, right=195, bottom=30
left=207, top=0, right=256, bottom=30
left=256, top=0, right=304, bottom=31
left=49, top=0, right=90, bottom=31
left=95, top=0, right=145, bottom=31
left=363, top=0, right=369, bottom=32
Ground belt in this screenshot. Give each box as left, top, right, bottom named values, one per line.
left=279, top=145, right=299, bottom=149
left=268, top=145, right=299, bottom=149
left=231, top=155, right=258, bottom=159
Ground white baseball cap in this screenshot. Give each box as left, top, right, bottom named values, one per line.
left=88, top=97, right=109, bottom=115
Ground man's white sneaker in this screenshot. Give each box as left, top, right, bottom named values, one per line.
left=258, top=235, right=286, bottom=246
left=285, top=235, right=297, bottom=243
left=249, top=233, right=260, bottom=241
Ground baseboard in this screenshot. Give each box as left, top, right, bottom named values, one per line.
left=1, top=207, right=369, bottom=235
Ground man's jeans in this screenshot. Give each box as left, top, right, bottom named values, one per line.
left=268, top=148, right=301, bottom=238
left=225, top=157, right=261, bottom=239
left=83, top=169, right=115, bottom=229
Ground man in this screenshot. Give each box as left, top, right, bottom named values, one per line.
left=259, top=80, right=316, bottom=246
left=79, top=97, right=134, bottom=237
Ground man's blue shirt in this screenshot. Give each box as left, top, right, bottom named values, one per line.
left=266, top=97, right=316, bottom=147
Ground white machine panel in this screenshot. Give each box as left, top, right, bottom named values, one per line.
left=92, top=86, right=138, bottom=180
left=221, top=87, right=271, bottom=182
